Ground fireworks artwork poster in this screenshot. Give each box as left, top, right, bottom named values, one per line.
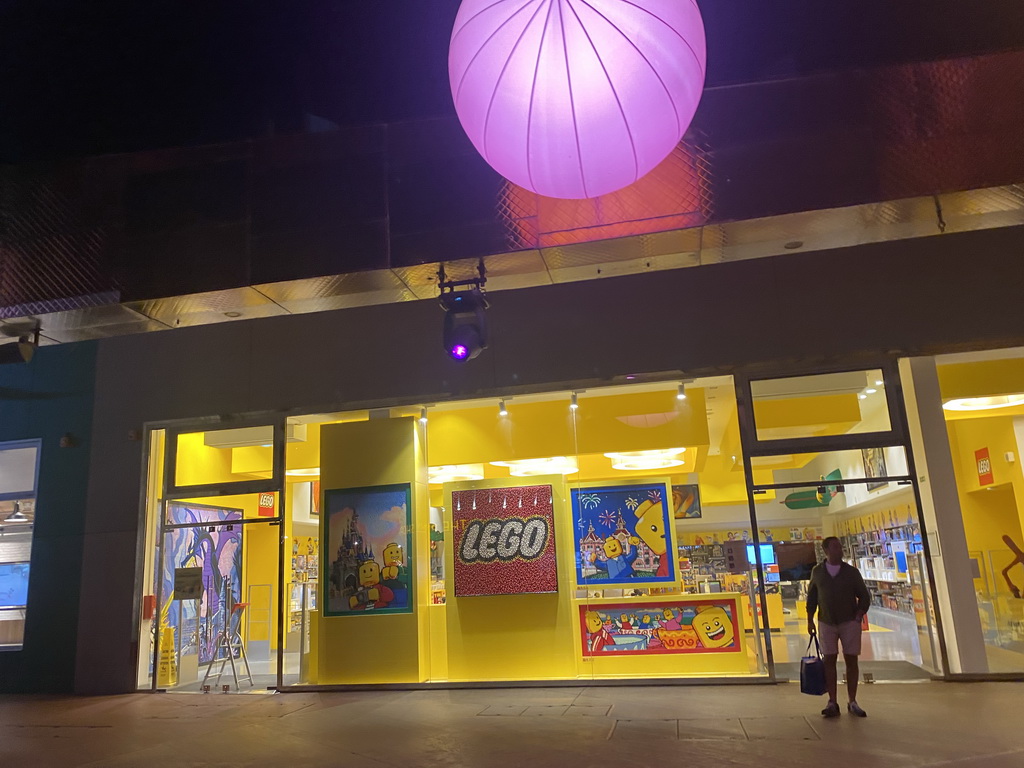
left=571, top=481, right=676, bottom=586
left=324, top=484, right=412, bottom=617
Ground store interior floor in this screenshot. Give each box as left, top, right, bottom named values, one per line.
left=159, top=599, right=1024, bottom=691
left=3, top=681, right=1022, bottom=767
left=755, top=599, right=934, bottom=681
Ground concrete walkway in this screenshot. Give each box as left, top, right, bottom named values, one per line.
left=1, top=682, right=1021, bottom=767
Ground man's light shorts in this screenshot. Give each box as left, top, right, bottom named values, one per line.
left=819, top=620, right=862, bottom=656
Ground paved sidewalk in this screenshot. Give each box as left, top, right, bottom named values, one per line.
left=1, top=682, right=1022, bottom=767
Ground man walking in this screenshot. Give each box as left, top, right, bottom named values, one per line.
left=806, top=536, right=872, bottom=718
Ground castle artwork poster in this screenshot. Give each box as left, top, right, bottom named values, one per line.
left=324, top=484, right=412, bottom=617
left=571, top=482, right=676, bottom=586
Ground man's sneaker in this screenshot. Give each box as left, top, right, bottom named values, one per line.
left=848, top=701, right=867, bottom=717
left=821, top=701, right=841, bottom=718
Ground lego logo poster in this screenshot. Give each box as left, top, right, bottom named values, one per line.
left=452, top=485, right=557, bottom=597
left=976, top=447, right=993, bottom=485
left=324, top=484, right=412, bottom=617
left=257, top=492, right=276, bottom=517
left=580, top=598, right=740, bottom=657
left=572, top=482, right=676, bottom=586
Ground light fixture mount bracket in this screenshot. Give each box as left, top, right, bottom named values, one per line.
left=438, top=259, right=488, bottom=301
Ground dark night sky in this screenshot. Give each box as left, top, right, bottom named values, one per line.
left=1, top=0, right=1023, bottom=163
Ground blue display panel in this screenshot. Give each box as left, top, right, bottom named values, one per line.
left=0, top=562, right=30, bottom=608
left=746, top=543, right=776, bottom=565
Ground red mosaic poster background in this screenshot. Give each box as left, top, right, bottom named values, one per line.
left=452, top=485, right=558, bottom=597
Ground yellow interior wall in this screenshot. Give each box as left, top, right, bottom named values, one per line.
left=316, top=417, right=428, bottom=684
left=938, top=358, right=1024, bottom=400
left=752, top=393, right=861, bottom=434
left=427, top=389, right=709, bottom=466
left=441, top=475, right=578, bottom=681
left=946, top=415, right=1024, bottom=594
left=947, top=416, right=1022, bottom=495
left=175, top=432, right=264, bottom=487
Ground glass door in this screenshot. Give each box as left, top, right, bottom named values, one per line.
left=154, top=495, right=283, bottom=692
left=735, top=365, right=948, bottom=682
left=138, top=420, right=286, bottom=693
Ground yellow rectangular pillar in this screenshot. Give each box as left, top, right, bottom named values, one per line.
left=317, top=417, right=430, bottom=684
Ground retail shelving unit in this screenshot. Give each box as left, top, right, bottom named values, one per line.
left=841, top=524, right=921, bottom=614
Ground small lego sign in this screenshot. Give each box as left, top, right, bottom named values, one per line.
left=976, top=447, right=993, bottom=486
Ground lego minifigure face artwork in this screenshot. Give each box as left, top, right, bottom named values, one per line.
left=693, top=606, right=734, bottom=648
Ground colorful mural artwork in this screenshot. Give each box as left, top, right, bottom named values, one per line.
left=679, top=527, right=824, bottom=546
left=161, top=503, right=243, bottom=666
left=580, top=599, right=739, bottom=657
left=572, top=482, right=676, bottom=586
left=452, top=485, right=557, bottom=597
left=325, top=484, right=412, bottom=617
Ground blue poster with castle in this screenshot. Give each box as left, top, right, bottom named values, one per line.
left=324, top=484, right=412, bottom=617
left=572, top=482, right=676, bottom=586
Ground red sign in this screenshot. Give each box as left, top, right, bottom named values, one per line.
left=452, top=485, right=557, bottom=597
left=258, top=492, right=276, bottom=517
left=976, top=448, right=993, bottom=486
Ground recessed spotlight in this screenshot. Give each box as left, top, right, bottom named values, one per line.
left=605, top=449, right=686, bottom=471
left=224, top=311, right=242, bottom=318
left=428, top=464, right=485, bottom=484
left=858, top=394, right=867, bottom=400
left=286, top=467, right=321, bottom=477
left=492, top=457, right=578, bottom=476
left=866, top=388, right=877, bottom=394
left=874, top=380, right=884, bottom=386
left=783, top=240, right=804, bottom=250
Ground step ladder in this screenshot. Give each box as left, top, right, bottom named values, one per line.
left=201, top=602, right=253, bottom=690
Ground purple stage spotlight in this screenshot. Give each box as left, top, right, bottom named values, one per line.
left=441, top=289, right=489, bottom=361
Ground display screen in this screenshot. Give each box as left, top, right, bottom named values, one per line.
left=775, top=542, right=819, bottom=582
left=0, top=562, right=30, bottom=608
left=746, top=543, right=776, bottom=565
left=894, top=551, right=909, bottom=574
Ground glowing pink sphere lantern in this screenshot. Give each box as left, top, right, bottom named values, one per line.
left=449, top=0, right=706, bottom=200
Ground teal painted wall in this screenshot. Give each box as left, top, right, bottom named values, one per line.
left=0, top=341, right=96, bottom=693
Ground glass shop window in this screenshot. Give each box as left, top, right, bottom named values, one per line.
left=0, top=440, right=41, bottom=651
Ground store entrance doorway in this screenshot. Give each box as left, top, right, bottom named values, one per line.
left=735, top=366, right=948, bottom=684
left=154, top=496, right=284, bottom=693
left=746, top=475, right=942, bottom=683
left=137, top=421, right=289, bottom=694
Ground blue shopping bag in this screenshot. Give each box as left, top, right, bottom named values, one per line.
left=800, top=634, right=827, bottom=696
